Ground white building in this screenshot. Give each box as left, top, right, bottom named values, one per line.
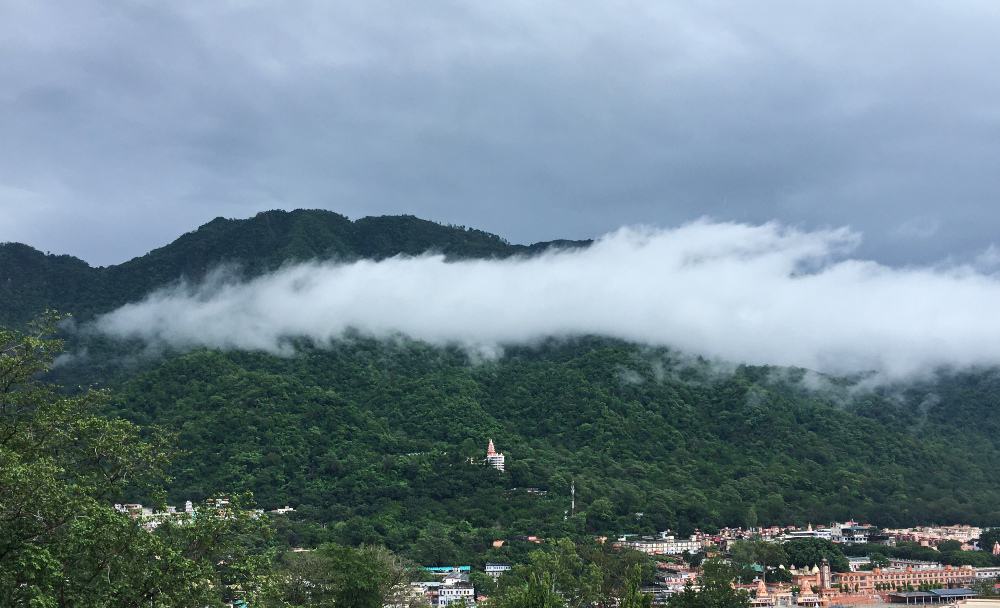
left=485, top=563, right=512, bottom=579
left=485, top=439, right=505, bottom=472
left=438, top=585, right=475, bottom=606
left=619, top=534, right=702, bottom=555
left=781, top=525, right=833, bottom=542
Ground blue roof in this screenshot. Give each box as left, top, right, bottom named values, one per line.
left=931, top=589, right=976, bottom=597
left=423, top=566, right=471, bottom=572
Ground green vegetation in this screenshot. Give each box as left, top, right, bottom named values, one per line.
left=264, top=544, right=424, bottom=608
left=492, top=539, right=653, bottom=608
left=74, top=336, right=1000, bottom=561
left=0, top=315, right=273, bottom=606
left=667, top=561, right=749, bottom=608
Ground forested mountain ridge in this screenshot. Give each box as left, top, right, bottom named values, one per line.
left=0, top=208, right=590, bottom=326
left=102, top=337, right=1000, bottom=561
left=4, top=210, right=1000, bottom=564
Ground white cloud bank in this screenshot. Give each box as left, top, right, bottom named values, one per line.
left=93, top=220, right=1000, bottom=378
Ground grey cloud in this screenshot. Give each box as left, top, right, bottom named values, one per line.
left=2, top=1, right=1000, bottom=266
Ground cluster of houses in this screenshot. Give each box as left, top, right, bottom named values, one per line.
left=641, top=555, right=1000, bottom=607
left=113, top=498, right=284, bottom=531
left=411, top=567, right=477, bottom=607
left=619, top=521, right=998, bottom=556
left=745, top=559, right=995, bottom=607
left=114, top=500, right=197, bottom=530
left=409, top=564, right=511, bottom=607
left=613, top=521, right=1000, bottom=606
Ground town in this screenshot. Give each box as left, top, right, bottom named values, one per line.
left=112, top=441, right=1000, bottom=608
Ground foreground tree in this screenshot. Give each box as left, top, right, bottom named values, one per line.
left=668, top=560, right=749, bottom=608
left=0, top=314, right=272, bottom=606
left=492, top=539, right=656, bottom=608
left=264, top=543, right=425, bottom=608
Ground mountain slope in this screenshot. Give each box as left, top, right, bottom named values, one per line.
left=105, top=338, right=1000, bottom=559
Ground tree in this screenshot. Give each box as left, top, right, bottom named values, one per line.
left=783, top=539, right=848, bottom=572
left=979, top=530, right=1000, bottom=553
left=0, top=314, right=273, bottom=606
left=971, top=577, right=1000, bottom=598
left=619, top=565, right=652, bottom=608
left=937, top=540, right=962, bottom=553
left=521, top=539, right=602, bottom=608
left=492, top=572, right=567, bottom=608
left=729, top=540, right=788, bottom=582
left=668, top=560, right=749, bottom=608
left=586, top=498, right=615, bottom=532
left=495, top=539, right=654, bottom=608
left=264, top=544, right=423, bottom=608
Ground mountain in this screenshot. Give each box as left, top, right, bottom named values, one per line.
left=3, top=210, right=1000, bottom=563
left=0, top=208, right=590, bottom=327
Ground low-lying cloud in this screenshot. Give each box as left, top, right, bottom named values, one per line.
left=93, top=220, right=1000, bottom=378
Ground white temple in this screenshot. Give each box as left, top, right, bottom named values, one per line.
left=486, top=439, right=505, bottom=471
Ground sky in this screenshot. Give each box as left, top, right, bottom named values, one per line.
left=2, top=1, right=1000, bottom=267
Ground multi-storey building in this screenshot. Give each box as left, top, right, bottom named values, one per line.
left=619, top=534, right=702, bottom=555
left=484, top=563, right=511, bottom=579
left=835, top=565, right=976, bottom=593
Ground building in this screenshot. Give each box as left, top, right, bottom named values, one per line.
left=887, top=589, right=977, bottom=604
left=783, top=524, right=834, bottom=542
left=438, top=584, right=475, bottom=607
left=414, top=569, right=475, bottom=607
left=656, top=569, right=698, bottom=593
left=619, top=534, right=702, bottom=555
left=835, top=565, right=976, bottom=594
left=832, top=522, right=877, bottom=545
left=883, top=526, right=983, bottom=547
left=974, top=567, right=1000, bottom=580
left=485, top=439, right=505, bottom=472
left=484, top=563, right=511, bottom=579
left=750, top=579, right=776, bottom=608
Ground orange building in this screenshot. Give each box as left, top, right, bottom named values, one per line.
left=835, top=565, right=976, bottom=594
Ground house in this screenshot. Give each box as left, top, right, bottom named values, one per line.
left=484, top=563, right=511, bottom=579
left=415, top=568, right=476, bottom=607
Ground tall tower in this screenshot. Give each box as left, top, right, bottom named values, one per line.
left=571, top=480, right=576, bottom=515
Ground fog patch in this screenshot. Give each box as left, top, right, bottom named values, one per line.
left=93, top=220, right=1000, bottom=379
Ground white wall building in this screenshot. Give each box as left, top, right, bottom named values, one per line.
left=485, top=563, right=512, bottom=578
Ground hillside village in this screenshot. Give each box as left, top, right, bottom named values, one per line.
left=112, top=440, right=1000, bottom=608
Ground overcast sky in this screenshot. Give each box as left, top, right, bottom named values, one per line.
left=2, top=1, right=1000, bottom=267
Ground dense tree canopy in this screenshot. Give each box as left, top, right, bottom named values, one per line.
left=56, top=335, right=1000, bottom=562
left=0, top=315, right=273, bottom=606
